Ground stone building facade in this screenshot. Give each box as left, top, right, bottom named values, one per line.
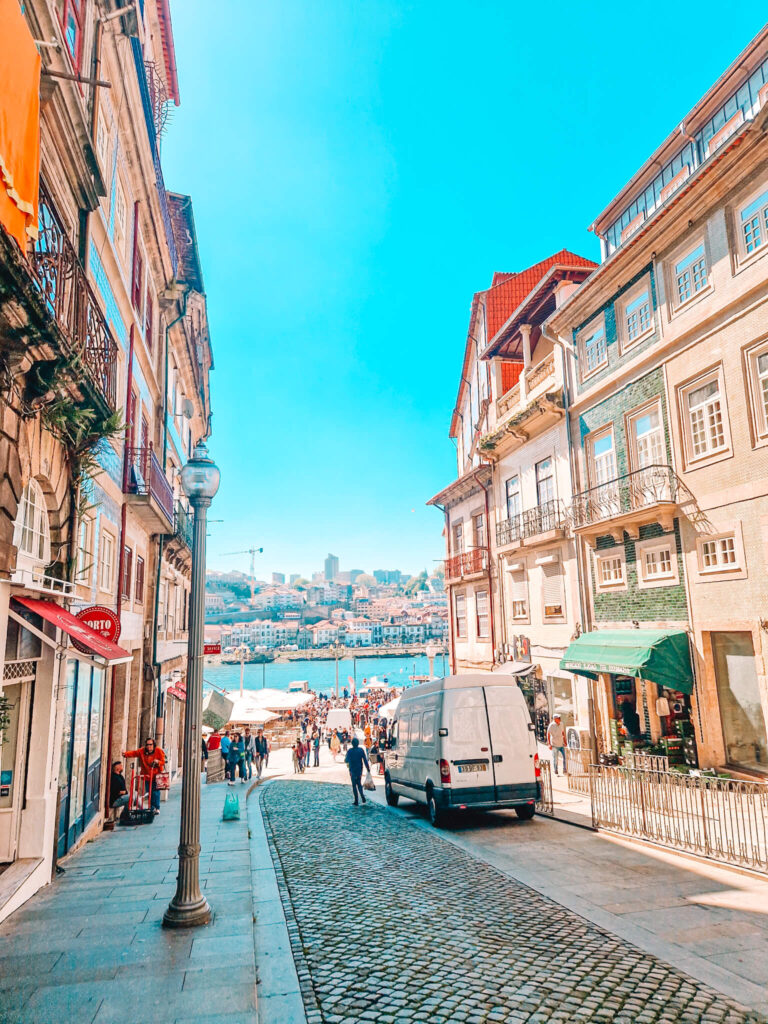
left=0, top=0, right=212, bottom=921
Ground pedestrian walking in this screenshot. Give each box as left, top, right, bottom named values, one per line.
left=227, top=732, right=246, bottom=785
left=220, top=729, right=231, bottom=778
left=547, top=715, right=567, bottom=775
left=243, top=728, right=255, bottom=779
left=123, top=738, right=165, bottom=814
left=254, top=728, right=268, bottom=779
left=292, top=743, right=300, bottom=774
left=313, top=731, right=320, bottom=767
left=344, top=737, right=370, bottom=806
left=330, top=731, right=341, bottom=762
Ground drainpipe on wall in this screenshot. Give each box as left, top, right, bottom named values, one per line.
left=540, top=322, right=597, bottom=754
left=153, top=284, right=191, bottom=740
left=473, top=468, right=497, bottom=666
left=432, top=501, right=455, bottom=675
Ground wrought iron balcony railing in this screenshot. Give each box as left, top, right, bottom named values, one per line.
left=30, top=183, right=118, bottom=409
left=570, top=464, right=679, bottom=529
left=445, top=547, right=489, bottom=580
left=174, top=501, right=194, bottom=550
left=496, top=513, right=523, bottom=547
left=124, top=445, right=175, bottom=523
left=497, top=499, right=568, bottom=547
left=522, top=498, right=567, bottom=538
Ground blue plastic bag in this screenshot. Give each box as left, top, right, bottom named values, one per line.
left=222, top=791, right=240, bottom=821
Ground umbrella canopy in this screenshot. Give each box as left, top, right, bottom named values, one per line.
left=376, top=696, right=400, bottom=721
left=223, top=688, right=315, bottom=713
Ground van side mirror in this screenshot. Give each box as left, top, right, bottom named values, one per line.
left=438, top=728, right=448, bottom=737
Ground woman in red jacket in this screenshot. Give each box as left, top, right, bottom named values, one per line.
left=124, top=737, right=166, bottom=814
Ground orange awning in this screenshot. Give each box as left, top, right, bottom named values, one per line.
left=0, top=0, right=41, bottom=248
left=13, top=597, right=133, bottom=666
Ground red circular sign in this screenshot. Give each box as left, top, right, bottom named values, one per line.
left=73, top=605, right=121, bottom=654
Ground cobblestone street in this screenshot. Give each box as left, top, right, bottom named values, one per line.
left=261, top=780, right=764, bottom=1024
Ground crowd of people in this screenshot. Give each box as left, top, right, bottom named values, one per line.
left=109, top=686, right=401, bottom=818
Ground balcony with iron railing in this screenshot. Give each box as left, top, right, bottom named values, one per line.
left=444, top=547, right=489, bottom=582
left=570, top=464, right=681, bottom=544
left=123, top=444, right=174, bottom=533
left=481, top=353, right=563, bottom=457
left=496, top=499, right=568, bottom=550
left=173, top=501, right=194, bottom=551
left=26, top=183, right=118, bottom=411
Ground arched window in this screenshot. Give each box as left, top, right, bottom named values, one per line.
left=13, top=479, right=51, bottom=566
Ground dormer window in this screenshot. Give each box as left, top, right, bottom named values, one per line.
left=13, top=480, right=51, bottom=568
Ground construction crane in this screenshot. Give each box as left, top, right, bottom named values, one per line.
left=222, top=547, right=264, bottom=605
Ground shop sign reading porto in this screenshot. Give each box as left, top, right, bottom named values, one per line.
left=72, top=605, right=121, bottom=654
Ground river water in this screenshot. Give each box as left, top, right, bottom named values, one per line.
left=203, top=652, right=447, bottom=695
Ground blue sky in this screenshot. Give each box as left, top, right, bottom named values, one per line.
left=162, top=2, right=767, bottom=581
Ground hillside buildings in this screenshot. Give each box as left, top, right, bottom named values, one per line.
left=0, top=0, right=212, bottom=919
left=432, top=26, right=768, bottom=772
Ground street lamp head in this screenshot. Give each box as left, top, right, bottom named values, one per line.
left=181, top=441, right=220, bottom=503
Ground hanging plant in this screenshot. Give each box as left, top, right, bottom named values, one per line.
left=0, top=692, right=10, bottom=739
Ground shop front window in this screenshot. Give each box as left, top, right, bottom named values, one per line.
left=713, top=632, right=768, bottom=772
left=57, top=661, right=106, bottom=857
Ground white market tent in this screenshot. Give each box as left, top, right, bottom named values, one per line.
left=376, top=696, right=400, bottom=722
left=225, top=696, right=280, bottom=726
left=223, top=688, right=315, bottom=715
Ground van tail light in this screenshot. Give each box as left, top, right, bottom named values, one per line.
left=439, top=759, right=451, bottom=783
left=534, top=753, right=541, bottom=778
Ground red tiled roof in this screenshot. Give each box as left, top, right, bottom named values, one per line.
left=485, top=249, right=597, bottom=342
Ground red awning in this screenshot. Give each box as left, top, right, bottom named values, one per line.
left=167, top=680, right=187, bottom=700
left=12, top=597, right=133, bottom=665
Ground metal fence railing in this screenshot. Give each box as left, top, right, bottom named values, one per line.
left=536, top=759, right=553, bottom=816
left=566, top=749, right=592, bottom=796
left=590, top=764, right=768, bottom=873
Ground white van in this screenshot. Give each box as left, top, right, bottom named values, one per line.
left=325, top=708, right=352, bottom=733
left=384, top=674, right=540, bottom=827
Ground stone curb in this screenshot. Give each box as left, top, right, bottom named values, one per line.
left=246, top=775, right=311, bottom=1024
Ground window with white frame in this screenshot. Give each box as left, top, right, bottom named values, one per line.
left=508, top=564, right=528, bottom=619
left=637, top=540, right=677, bottom=586
left=748, top=346, right=768, bottom=437
left=619, top=281, right=653, bottom=349
left=454, top=593, right=467, bottom=638
left=673, top=243, right=708, bottom=306
left=76, top=516, right=94, bottom=582
left=682, top=372, right=728, bottom=461
left=739, top=187, right=768, bottom=256
left=13, top=479, right=50, bottom=566
left=698, top=534, right=738, bottom=573
left=535, top=457, right=555, bottom=506
left=114, top=178, right=128, bottom=256
left=452, top=521, right=464, bottom=554
left=540, top=555, right=564, bottom=619
left=579, top=321, right=607, bottom=377
left=628, top=402, right=665, bottom=470
left=505, top=476, right=520, bottom=521
left=596, top=553, right=625, bottom=588
left=99, top=530, right=115, bottom=591
left=96, top=113, right=109, bottom=166
left=475, top=591, right=489, bottom=638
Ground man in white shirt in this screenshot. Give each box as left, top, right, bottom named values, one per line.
left=547, top=714, right=567, bottom=775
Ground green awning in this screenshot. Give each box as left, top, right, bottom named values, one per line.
left=559, top=629, right=693, bottom=694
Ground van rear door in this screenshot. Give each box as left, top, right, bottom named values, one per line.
left=483, top=685, right=536, bottom=802
left=442, top=687, right=493, bottom=797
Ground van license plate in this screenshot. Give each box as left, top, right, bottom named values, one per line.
left=458, top=764, right=486, bottom=773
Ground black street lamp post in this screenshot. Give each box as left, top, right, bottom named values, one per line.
left=163, top=441, right=220, bottom=929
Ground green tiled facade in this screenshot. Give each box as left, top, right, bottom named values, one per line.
left=592, top=522, right=689, bottom=624
left=572, top=263, right=658, bottom=396
left=576, top=368, right=688, bottom=624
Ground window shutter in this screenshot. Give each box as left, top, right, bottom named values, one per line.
left=144, top=290, right=154, bottom=351
left=509, top=570, right=527, bottom=604
left=131, top=203, right=143, bottom=314
left=135, top=555, right=145, bottom=602
left=541, top=560, right=563, bottom=609
left=122, top=546, right=132, bottom=600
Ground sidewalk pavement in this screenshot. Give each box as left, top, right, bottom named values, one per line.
left=0, top=775, right=259, bottom=1024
